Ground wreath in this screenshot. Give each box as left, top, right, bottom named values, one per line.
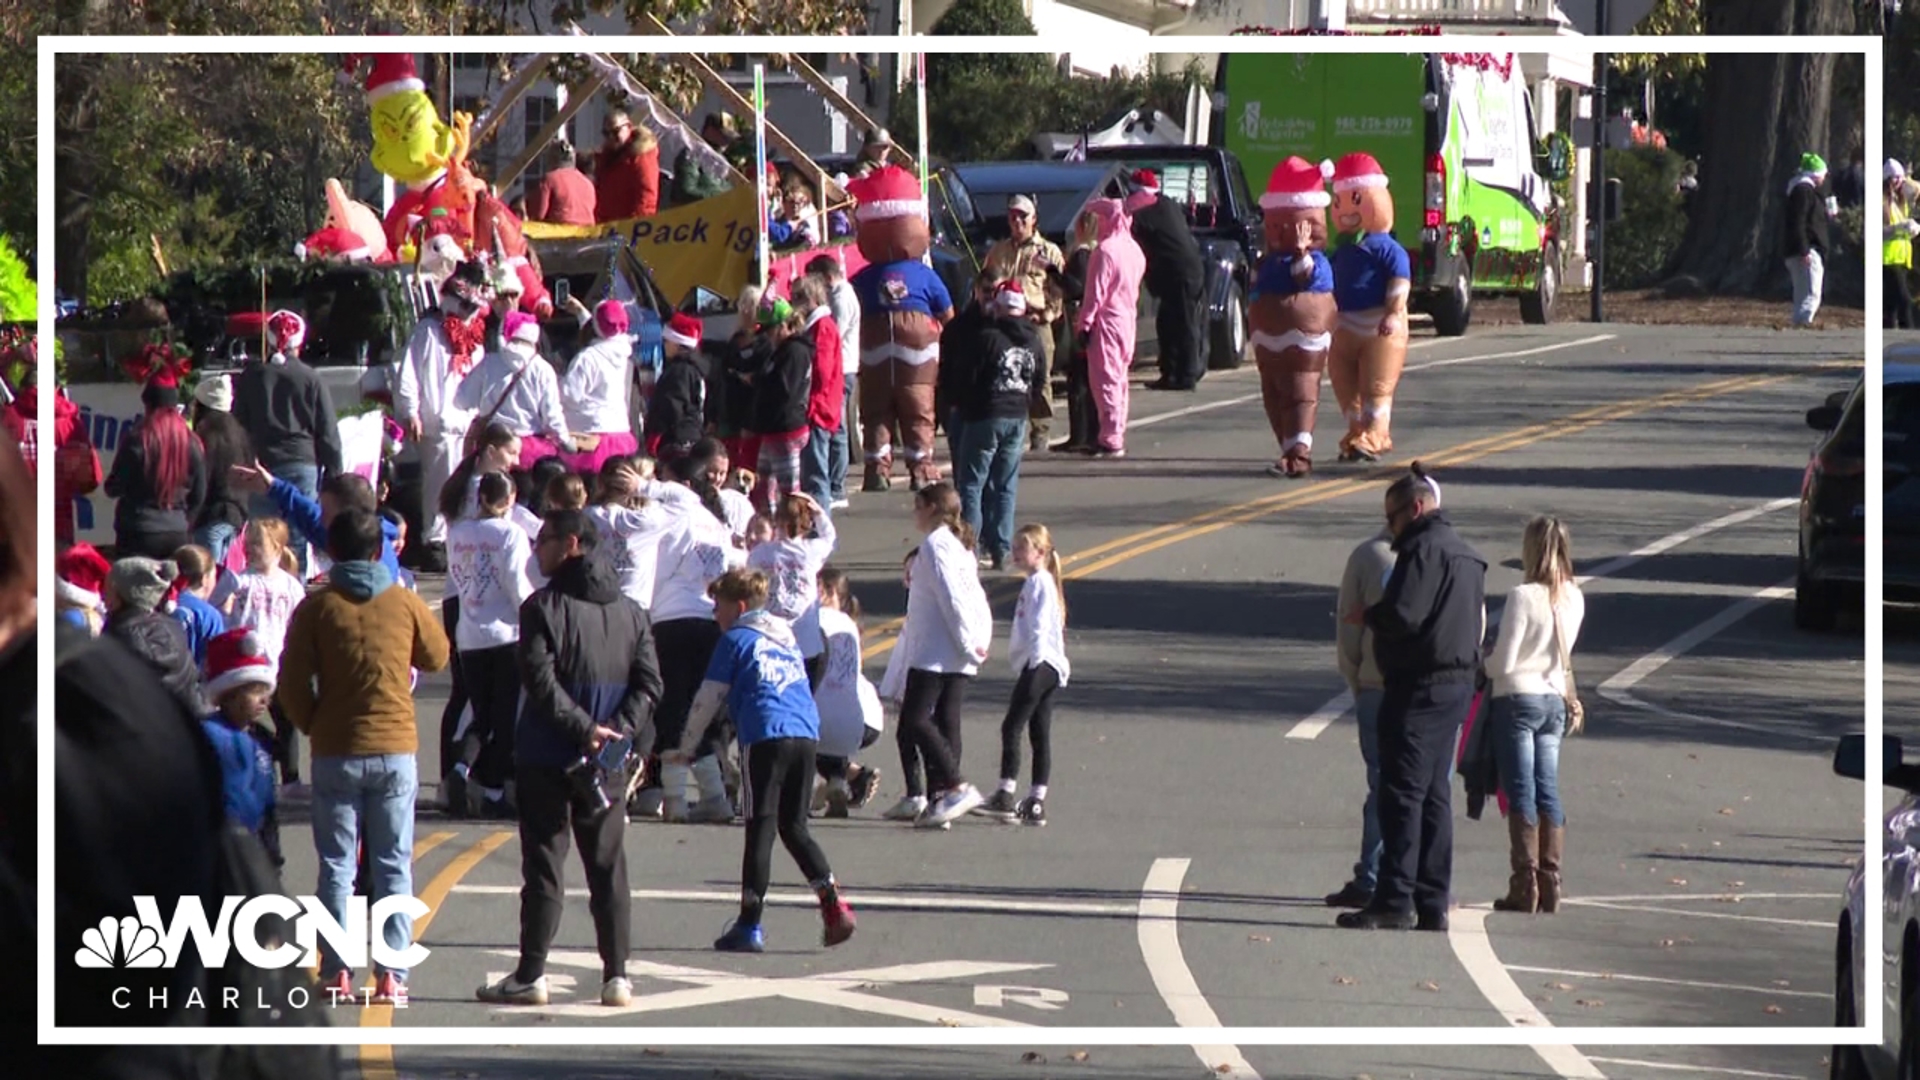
left=118, top=341, right=194, bottom=388
left=1440, top=52, right=1518, bottom=80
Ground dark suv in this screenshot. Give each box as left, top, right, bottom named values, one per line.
left=1797, top=359, right=1920, bottom=630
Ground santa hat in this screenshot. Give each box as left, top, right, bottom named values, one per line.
left=1131, top=168, right=1160, bottom=193
left=193, top=372, right=233, bottom=413
left=993, top=281, right=1027, bottom=317
left=846, top=165, right=926, bottom=222
left=57, top=543, right=112, bottom=597
left=296, top=226, right=372, bottom=263
left=346, top=54, right=426, bottom=106
left=267, top=310, right=307, bottom=354
left=1332, top=152, right=1390, bottom=194
left=502, top=310, right=541, bottom=346
left=1261, top=157, right=1334, bottom=210
left=662, top=311, right=700, bottom=349
left=204, top=628, right=277, bottom=702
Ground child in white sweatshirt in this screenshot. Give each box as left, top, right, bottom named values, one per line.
left=810, top=567, right=884, bottom=817
left=977, top=524, right=1069, bottom=826
left=227, top=517, right=311, bottom=791
left=747, top=493, right=838, bottom=683
left=443, top=471, right=539, bottom=817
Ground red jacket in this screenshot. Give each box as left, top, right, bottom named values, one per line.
left=806, top=313, right=844, bottom=433
left=528, top=166, right=597, bottom=226
left=5, top=388, right=100, bottom=547
left=594, top=144, right=660, bottom=221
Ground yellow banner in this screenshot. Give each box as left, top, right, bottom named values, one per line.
left=522, top=186, right=761, bottom=305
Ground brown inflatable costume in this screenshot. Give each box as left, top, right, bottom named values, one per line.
left=1250, top=156, right=1338, bottom=478
left=846, top=166, right=957, bottom=490
left=1327, top=152, right=1412, bottom=462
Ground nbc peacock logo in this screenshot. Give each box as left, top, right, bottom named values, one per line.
left=75, top=915, right=166, bottom=969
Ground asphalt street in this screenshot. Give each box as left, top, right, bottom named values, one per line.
left=273, top=322, right=1869, bottom=1080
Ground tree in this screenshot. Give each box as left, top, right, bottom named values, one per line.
left=1665, top=0, right=1858, bottom=293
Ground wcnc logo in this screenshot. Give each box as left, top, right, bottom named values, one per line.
left=75, top=895, right=430, bottom=1011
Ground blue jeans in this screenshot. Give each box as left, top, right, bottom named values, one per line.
left=954, top=416, right=1027, bottom=560
left=801, top=424, right=840, bottom=507
left=1492, top=694, right=1566, bottom=828
left=833, top=379, right=857, bottom=500
left=250, top=462, right=319, bottom=575
left=310, top=753, right=418, bottom=980
left=193, top=521, right=238, bottom=567
left=1351, top=688, right=1386, bottom=890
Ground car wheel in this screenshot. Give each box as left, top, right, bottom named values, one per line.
left=1208, top=282, right=1247, bottom=371
left=1431, top=277, right=1472, bottom=337
left=1834, top=925, right=1872, bottom=1080
left=1519, top=242, right=1559, bottom=325
left=1795, top=565, right=1839, bottom=633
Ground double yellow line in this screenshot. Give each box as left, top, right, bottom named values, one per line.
left=861, top=362, right=1853, bottom=661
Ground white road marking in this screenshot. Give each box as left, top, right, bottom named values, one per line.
left=1446, top=905, right=1608, bottom=1079
left=450, top=882, right=1139, bottom=918
left=485, top=948, right=1044, bottom=1026
left=1553, top=892, right=1832, bottom=903
left=1559, top=898, right=1827, bottom=929
left=1285, top=497, right=1798, bottom=739
left=1583, top=1058, right=1811, bottom=1079
left=973, top=984, right=1070, bottom=1010
left=1502, top=965, right=1828, bottom=1000
left=1136, top=858, right=1262, bottom=1080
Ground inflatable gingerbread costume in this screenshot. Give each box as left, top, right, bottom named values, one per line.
left=846, top=165, right=956, bottom=491
left=1250, top=156, right=1337, bottom=478
left=1327, top=152, right=1413, bottom=462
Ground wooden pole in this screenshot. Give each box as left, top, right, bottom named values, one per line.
left=673, top=51, right=848, bottom=209
left=469, top=53, right=555, bottom=151
left=496, top=73, right=607, bottom=192
left=755, top=64, right=770, bottom=290
left=783, top=53, right=915, bottom=170
left=570, top=41, right=751, bottom=187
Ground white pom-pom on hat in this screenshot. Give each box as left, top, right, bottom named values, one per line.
left=1319, top=160, right=1335, bottom=181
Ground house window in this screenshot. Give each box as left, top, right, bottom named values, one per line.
left=717, top=54, right=830, bottom=76
left=523, top=95, right=559, bottom=186
left=453, top=53, right=490, bottom=71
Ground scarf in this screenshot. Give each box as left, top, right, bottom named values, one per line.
left=442, top=315, right=485, bottom=377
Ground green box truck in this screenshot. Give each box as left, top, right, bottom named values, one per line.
left=1216, top=52, right=1570, bottom=336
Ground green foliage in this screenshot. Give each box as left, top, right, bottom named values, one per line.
left=1617, top=0, right=1704, bottom=77
left=1601, top=147, right=1687, bottom=290
left=896, top=55, right=1204, bottom=165
left=0, top=235, right=31, bottom=322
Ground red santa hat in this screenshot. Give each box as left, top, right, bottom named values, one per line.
left=1332, top=152, right=1390, bottom=194
left=847, top=165, right=926, bottom=222
left=993, top=280, right=1027, bottom=317
left=204, top=628, right=277, bottom=702
left=1261, top=157, right=1334, bottom=210
left=57, top=543, right=112, bottom=597
left=662, top=312, right=701, bottom=350
left=267, top=310, right=307, bottom=354
left=1131, top=168, right=1161, bottom=193
left=345, top=54, right=426, bottom=106
left=296, top=226, right=372, bottom=263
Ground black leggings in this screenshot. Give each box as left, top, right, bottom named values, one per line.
left=513, top=764, right=631, bottom=983
left=269, top=700, right=300, bottom=785
left=650, top=617, right=727, bottom=761
left=1890, top=265, right=1917, bottom=329
left=817, top=726, right=882, bottom=782
left=898, top=669, right=969, bottom=795
left=739, top=737, right=834, bottom=923
left=999, top=662, right=1061, bottom=787
left=455, top=643, right=521, bottom=789
left=438, top=596, right=468, bottom=776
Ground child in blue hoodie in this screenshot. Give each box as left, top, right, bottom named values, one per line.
left=670, top=567, right=856, bottom=953
left=199, top=628, right=282, bottom=868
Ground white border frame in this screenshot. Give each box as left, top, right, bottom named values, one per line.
left=36, top=32, right=1880, bottom=1052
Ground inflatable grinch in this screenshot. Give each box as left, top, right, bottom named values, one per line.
left=1250, top=156, right=1337, bottom=478
left=846, top=165, right=955, bottom=491
left=1328, top=152, right=1412, bottom=462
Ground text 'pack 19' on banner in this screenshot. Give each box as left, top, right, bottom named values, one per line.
left=522, top=186, right=760, bottom=306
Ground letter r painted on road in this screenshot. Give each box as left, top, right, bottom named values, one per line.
left=973, top=984, right=1070, bottom=1011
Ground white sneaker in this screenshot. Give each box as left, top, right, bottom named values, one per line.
left=476, top=973, right=548, bottom=1006
left=829, top=498, right=850, bottom=510
left=882, top=794, right=928, bottom=821
left=601, top=976, right=633, bottom=1007
left=921, top=784, right=984, bottom=827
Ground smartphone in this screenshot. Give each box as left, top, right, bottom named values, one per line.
left=555, top=278, right=572, bottom=307
left=594, top=734, right=632, bottom=772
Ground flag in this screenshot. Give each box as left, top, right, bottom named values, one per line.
left=1064, top=135, right=1087, bottom=162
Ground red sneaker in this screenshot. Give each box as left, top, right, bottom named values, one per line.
left=370, top=972, right=408, bottom=1007
left=821, top=898, right=857, bottom=947
left=322, top=970, right=355, bottom=1005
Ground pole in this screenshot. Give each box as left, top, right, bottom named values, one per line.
left=754, top=63, right=770, bottom=291
left=1589, top=0, right=1608, bottom=323
left=916, top=51, right=931, bottom=242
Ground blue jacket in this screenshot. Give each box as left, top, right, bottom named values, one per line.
left=703, top=609, right=820, bottom=747
left=515, top=551, right=663, bottom=769
left=171, top=592, right=226, bottom=670
left=268, top=478, right=401, bottom=580
left=201, top=718, right=276, bottom=833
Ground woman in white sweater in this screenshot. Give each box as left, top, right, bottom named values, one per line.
left=1484, top=515, right=1584, bottom=915
left=880, top=482, right=995, bottom=829
left=979, top=524, right=1069, bottom=826
left=443, top=471, right=539, bottom=818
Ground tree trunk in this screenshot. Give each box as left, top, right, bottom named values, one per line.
left=52, top=60, right=99, bottom=305
left=1667, top=0, right=1853, bottom=293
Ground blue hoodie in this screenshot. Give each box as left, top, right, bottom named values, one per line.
left=702, top=609, right=820, bottom=747
left=171, top=592, right=226, bottom=670
left=201, top=717, right=276, bottom=832
left=269, top=478, right=402, bottom=580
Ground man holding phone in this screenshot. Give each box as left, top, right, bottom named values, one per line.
left=477, top=509, right=662, bottom=1009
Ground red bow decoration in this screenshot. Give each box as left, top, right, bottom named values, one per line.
left=442, top=315, right=485, bottom=376
left=119, top=342, right=194, bottom=387
left=1440, top=52, right=1517, bottom=80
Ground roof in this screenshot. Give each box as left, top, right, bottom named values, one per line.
left=954, top=161, right=1123, bottom=194
left=1884, top=343, right=1920, bottom=383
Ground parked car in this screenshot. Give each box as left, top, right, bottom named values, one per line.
left=1798, top=355, right=1920, bottom=630
left=1831, top=733, right=1920, bottom=1079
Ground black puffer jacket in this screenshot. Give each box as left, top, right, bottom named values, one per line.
left=105, top=608, right=209, bottom=717
left=516, top=550, right=663, bottom=770
left=1365, top=510, right=1488, bottom=687
left=647, top=349, right=710, bottom=449
left=751, top=332, right=813, bottom=437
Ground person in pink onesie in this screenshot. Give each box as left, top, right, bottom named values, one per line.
left=1075, top=198, right=1144, bottom=459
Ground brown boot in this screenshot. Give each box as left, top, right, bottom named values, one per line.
left=1537, top=824, right=1565, bottom=913
left=1492, top=815, right=1539, bottom=913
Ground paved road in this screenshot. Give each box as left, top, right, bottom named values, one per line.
left=277, top=323, right=1870, bottom=1079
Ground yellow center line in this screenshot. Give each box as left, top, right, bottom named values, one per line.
left=358, top=829, right=514, bottom=1079
left=861, top=361, right=1852, bottom=661
left=409, top=830, right=457, bottom=863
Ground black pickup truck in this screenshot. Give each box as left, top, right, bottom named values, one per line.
left=1081, top=144, right=1261, bottom=371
